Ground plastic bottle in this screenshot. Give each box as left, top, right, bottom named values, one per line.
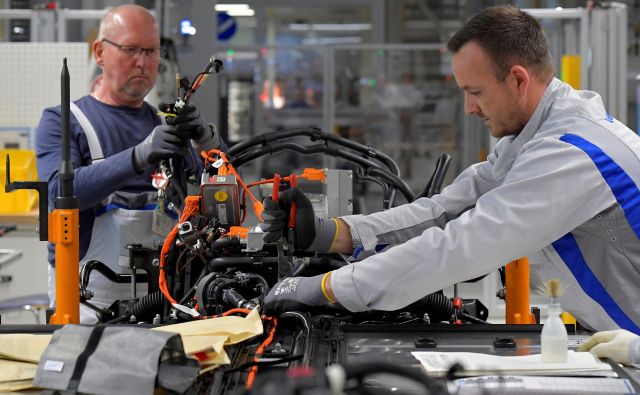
left=541, top=303, right=568, bottom=363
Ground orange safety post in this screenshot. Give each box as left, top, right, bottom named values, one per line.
left=48, top=209, right=80, bottom=324
left=505, top=257, right=536, bottom=324
left=48, top=59, right=80, bottom=325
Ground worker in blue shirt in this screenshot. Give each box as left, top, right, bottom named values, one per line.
left=36, top=4, right=222, bottom=322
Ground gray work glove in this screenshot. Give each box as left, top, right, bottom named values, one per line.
left=133, top=125, right=185, bottom=172
left=578, top=329, right=640, bottom=365
left=161, top=103, right=208, bottom=142
left=262, top=274, right=328, bottom=316
left=261, top=187, right=336, bottom=251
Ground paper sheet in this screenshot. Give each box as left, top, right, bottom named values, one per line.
left=0, top=359, right=38, bottom=382
left=412, top=351, right=614, bottom=377
left=0, top=378, right=35, bottom=392
left=452, top=375, right=634, bottom=394
left=0, top=334, right=52, bottom=363
left=152, top=308, right=263, bottom=344
left=179, top=335, right=227, bottom=355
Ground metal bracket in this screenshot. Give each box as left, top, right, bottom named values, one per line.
left=5, top=155, right=49, bottom=241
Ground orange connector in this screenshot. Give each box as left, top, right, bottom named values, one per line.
left=301, top=168, right=325, bottom=182
left=227, top=226, right=250, bottom=239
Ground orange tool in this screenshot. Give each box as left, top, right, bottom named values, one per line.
left=285, top=174, right=298, bottom=277
left=48, top=59, right=80, bottom=324
left=505, top=257, right=535, bottom=324
left=272, top=174, right=281, bottom=202
left=7, top=59, right=82, bottom=324
left=270, top=174, right=292, bottom=278
left=287, top=174, right=297, bottom=247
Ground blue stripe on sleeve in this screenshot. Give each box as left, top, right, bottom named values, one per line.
left=555, top=133, right=640, bottom=333
left=552, top=233, right=640, bottom=333
left=560, top=133, right=640, bottom=239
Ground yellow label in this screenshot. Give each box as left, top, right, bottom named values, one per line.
left=214, top=191, right=228, bottom=202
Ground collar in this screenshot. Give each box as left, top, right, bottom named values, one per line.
left=490, top=78, right=569, bottom=180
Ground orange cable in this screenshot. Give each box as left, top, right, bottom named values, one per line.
left=245, top=317, right=278, bottom=389
left=202, top=149, right=264, bottom=221
left=158, top=198, right=199, bottom=306
left=221, top=308, right=253, bottom=317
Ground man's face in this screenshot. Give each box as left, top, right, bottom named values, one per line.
left=451, top=42, right=527, bottom=138
left=96, top=20, right=160, bottom=105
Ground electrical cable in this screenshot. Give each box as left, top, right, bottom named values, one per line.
left=222, top=354, right=303, bottom=373
left=202, top=149, right=265, bottom=220
left=230, top=142, right=414, bottom=203
left=245, top=317, right=278, bottom=389
left=224, top=127, right=409, bottom=204
left=159, top=196, right=199, bottom=305
left=226, top=127, right=400, bottom=177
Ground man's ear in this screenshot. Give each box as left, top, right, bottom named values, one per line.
left=509, top=65, right=530, bottom=97
left=93, top=39, right=105, bottom=67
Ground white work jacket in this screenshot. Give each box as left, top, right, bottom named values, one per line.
left=331, top=78, right=640, bottom=333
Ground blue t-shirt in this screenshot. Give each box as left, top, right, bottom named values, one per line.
left=36, top=95, right=200, bottom=266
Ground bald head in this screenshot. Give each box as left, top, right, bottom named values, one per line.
left=92, top=4, right=160, bottom=107
left=98, top=4, right=158, bottom=41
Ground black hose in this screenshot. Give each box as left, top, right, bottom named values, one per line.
left=132, top=290, right=165, bottom=322
left=430, top=154, right=451, bottom=197
left=80, top=260, right=148, bottom=295
left=223, top=128, right=415, bottom=205
left=416, top=154, right=452, bottom=201
left=240, top=272, right=270, bottom=297
left=226, top=127, right=401, bottom=176
left=357, top=174, right=391, bottom=209
left=409, top=292, right=454, bottom=322
left=231, top=142, right=414, bottom=203
left=208, top=256, right=279, bottom=271
left=366, top=167, right=414, bottom=203
left=211, top=236, right=241, bottom=252
left=232, top=142, right=368, bottom=170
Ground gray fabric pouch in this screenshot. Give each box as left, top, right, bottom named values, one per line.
left=33, top=324, right=199, bottom=395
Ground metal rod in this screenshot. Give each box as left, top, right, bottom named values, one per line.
left=59, top=58, right=73, bottom=200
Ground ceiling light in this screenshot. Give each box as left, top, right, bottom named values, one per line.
left=290, top=23, right=371, bottom=31
left=302, top=36, right=362, bottom=45
left=215, top=4, right=250, bottom=12
left=215, top=4, right=255, bottom=16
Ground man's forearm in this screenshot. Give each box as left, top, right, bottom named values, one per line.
left=328, top=218, right=353, bottom=254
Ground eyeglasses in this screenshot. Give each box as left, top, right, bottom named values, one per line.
left=102, top=38, right=163, bottom=58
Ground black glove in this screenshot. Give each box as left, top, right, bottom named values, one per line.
left=262, top=275, right=327, bottom=316
left=133, top=125, right=185, bottom=171
left=261, top=187, right=316, bottom=249
left=161, top=103, right=208, bottom=141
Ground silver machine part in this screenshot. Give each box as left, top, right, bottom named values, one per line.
left=259, top=168, right=353, bottom=219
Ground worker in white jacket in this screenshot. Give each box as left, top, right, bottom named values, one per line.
left=262, top=5, right=640, bottom=334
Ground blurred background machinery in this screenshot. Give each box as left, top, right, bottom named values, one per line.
left=0, top=0, right=636, bottom=324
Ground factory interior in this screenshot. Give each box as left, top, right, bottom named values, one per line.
left=0, top=0, right=640, bottom=394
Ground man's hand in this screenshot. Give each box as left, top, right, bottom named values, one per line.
left=578, top=329, right=639, bottom=365
left=261, top=187, right=317, bottom=249
left=133, top=125, right=185, bottom=171
left=161, top=103, right=208, bottom=141
left=262, top=274, right=328, bottom=316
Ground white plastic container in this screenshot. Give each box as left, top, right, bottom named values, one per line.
left=541, top=303, right=568, bottom=363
